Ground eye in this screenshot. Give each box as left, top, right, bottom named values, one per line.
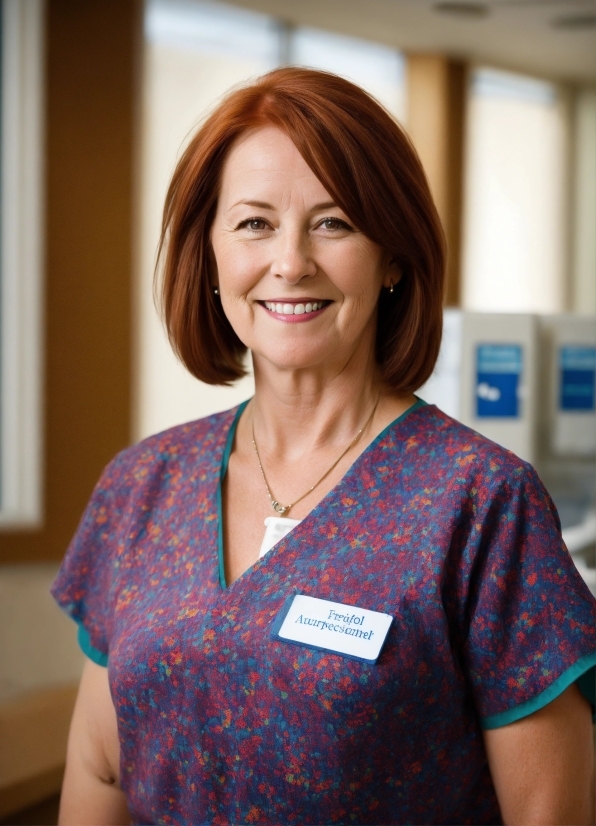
left=317, top=217, right=352, bottom=232
left=237, top=218, right=269, bottom=232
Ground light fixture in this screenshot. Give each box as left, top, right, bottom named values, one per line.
left=432, top=2, right=490, bottom=17
left=551, top=13, right=596, bottom=29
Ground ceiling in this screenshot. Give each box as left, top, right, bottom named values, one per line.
left=230, top=0, right=596, bottom=84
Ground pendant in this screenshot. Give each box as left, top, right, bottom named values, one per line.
left=271, top=500, right=289, bottom=515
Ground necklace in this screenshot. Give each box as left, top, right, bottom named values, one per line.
left=251, top=396, right=381, bottom=516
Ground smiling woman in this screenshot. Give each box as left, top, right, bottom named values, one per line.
left=51, top=68, right=595, bottom=826
left=159, top=68, right=444, bottom=389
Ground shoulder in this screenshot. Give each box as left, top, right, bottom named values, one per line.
left=405, top=402, right=532, bottom=474
left=402, top=402, right=548, bottom=506
left=95, top=405, right=242, bottom=495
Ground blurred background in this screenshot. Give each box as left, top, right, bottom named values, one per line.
left=0, top=0, right=594, bottom=820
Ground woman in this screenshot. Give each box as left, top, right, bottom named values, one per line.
left=53, top=68, right=595, bottom=825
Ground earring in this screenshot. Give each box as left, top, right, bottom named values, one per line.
left=213, top=287, right=219, bottom=295
left=389, top=283, right=394, bottom=294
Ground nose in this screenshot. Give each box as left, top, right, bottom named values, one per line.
left=271, top=227, right=316, bottom=284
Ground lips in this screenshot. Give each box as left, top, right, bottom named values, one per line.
left=262, top=300, right=327, bottom=315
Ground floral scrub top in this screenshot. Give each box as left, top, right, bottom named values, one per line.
left=51, top=400, right=596, bottom=826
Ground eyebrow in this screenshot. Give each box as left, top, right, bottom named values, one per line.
left=230, top=199, right=338, bottom=212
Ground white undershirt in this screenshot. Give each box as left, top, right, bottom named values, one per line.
left=258, top=516, right=302, bottom=558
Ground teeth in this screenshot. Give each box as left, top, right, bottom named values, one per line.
left=264, top=301, right=324, bottom=314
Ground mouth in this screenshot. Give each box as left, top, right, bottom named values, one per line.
left=258, top=299, right=332, bottom=320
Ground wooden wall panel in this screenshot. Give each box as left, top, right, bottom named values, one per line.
left=407, top=55, right=467, bottom=306
left=0, top=0, right=141, bottom=563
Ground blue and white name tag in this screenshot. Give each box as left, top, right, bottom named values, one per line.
left=271, top=594, right=393, bottom=664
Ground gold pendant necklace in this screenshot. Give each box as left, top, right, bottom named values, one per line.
left=251, top=396, right=380, bottom=517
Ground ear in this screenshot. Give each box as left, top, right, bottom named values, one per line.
left=382, top=256, right=402, bottom=290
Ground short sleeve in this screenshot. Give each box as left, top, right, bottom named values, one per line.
left=51, top=449, right=135, bottom=667
left=462, top=463, right=596, bottom=729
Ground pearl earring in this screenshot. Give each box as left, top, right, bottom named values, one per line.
left=389, top=283, right=394, bottom=294
left=213, top=287, right=219, bottom=295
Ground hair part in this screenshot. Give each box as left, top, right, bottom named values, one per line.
left=157, top=67, right=446, bottom=392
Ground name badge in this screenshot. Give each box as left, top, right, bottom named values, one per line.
left=271, top=594, right=393, bottom=664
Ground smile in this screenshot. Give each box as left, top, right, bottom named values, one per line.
left=263, top=300, right=327, bottom=314
left=259, top=300, right=331, bottom=321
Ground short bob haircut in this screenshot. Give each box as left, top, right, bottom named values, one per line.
left=158, top=67, right=445, bottom=392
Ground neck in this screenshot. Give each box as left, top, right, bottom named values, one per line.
left=249, top=342, right=385, bottom=461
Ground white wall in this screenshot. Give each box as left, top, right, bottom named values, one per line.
left=571, top=87, right=596, bottom=315
left=0, top=565, right=83, bottom=703
left=462, top=68, right=570, bottom=314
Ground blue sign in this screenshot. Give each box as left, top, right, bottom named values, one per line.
left=559, top=346, right=595, bottom=412
left=476, top=344, right=522, bottom=418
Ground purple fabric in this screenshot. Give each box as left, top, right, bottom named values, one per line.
left=51, top=403, right=596, bottom=825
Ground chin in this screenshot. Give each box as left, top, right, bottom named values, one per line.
left=257, top=341, right=335, bottom=372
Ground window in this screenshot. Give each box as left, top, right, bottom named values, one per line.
left=0, top=0, right=45, bottom=527
left=462, top=67, right=569, bottom=314
left=290, top=26, right=406, bottom=122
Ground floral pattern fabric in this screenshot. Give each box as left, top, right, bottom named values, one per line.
left=51, top=402, right=596, bottom=825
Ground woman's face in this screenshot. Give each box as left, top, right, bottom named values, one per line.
left=210, top=126, right=398, bottom=375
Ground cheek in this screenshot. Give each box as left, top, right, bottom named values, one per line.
left=329, top=248, right=384, bottom=305
left=216, top=242, right=263, bottom=295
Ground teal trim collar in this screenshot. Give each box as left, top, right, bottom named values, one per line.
left=481, top=652, right=596, bottom=729
left=217, top=400, right=250, bottom=590
left=77, top=623, right=109, bottom=668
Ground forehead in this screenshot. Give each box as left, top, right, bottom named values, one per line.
left=219, top=126, right=330, bottom=201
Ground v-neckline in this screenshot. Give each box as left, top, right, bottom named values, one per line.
left=216, top=397, right=427, bottom=590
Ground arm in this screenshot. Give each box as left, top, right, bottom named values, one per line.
left=59, top=658, right=130, bottom=826
left=484, top=683, right=595, bottom=826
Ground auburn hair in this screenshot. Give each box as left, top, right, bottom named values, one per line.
left=157, top=67, right=445, bottom=391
